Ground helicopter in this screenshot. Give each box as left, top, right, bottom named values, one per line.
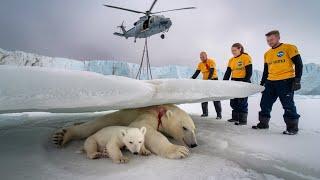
left=104, top=0, right=196, bottom=42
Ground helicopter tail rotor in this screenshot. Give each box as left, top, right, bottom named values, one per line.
left=117, top=21, right=126, bottom=29
left=116, top=21, right=127, bottom=34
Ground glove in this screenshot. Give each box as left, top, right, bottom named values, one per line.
left=244, top=78, right=251, bottom=83
left=292, top=78, right=301, bottom=91
left=260, top=81, right=267, bottom=94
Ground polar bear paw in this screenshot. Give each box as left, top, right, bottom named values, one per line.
left=87, top=152, right=104, bottom=159
left=101, top=147, right=109, bottom=158
left=140, top=148, right=152, bottom=156
left=113, top=156, right=129, bottom=164
left=52, top=128, right=68, bottom=147
left=166, top=145, right=190, bottom=159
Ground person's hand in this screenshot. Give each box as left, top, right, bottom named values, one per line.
left=292, top=78, right=301, bottom=91
left=260, top=82, right=265, bottom=94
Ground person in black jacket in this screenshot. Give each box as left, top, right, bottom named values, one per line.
left=223, top=43, right=253, bottom=125
left=191, top=51, right=222, bottom=119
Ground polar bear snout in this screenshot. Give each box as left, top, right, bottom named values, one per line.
left=182, top=131, right=197, bottom=148
left=184, top=138, right=197, bottom=148
left=126, top=143, right=143, bottom=154
left=190, top=143, right=197, bottom=148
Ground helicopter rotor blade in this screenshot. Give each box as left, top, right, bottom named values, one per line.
left=149, top=0, right=158, bottom=12
left=151, top=7, right=196, bottom=14
left=103, top=4, right=145, bottom=14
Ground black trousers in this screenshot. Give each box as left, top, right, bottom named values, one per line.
left=201, top=77, right=222, bottom=115
left=230, top=97, right=248, bottom=113
left=201, top=101, right=222, bottom=115
left=259, top=79, right=300, bottom=120
left=229, top=78, right=250, bottom=114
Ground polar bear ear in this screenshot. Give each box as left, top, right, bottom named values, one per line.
left=140, top=127, right=147, bottom=135
left=166, top=110, right=173, bottom=118
left=120, top=130, right=127, bottom=137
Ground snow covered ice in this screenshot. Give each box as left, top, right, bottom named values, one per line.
left=0, top=95, right=320, bottom=180
left=0, top=65, right=263, bottom=113
left=1, top=49, right=320, bottom=179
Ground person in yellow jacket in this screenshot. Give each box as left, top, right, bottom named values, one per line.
left=252, top=30, right=303, bottom=135
left=191, top=51, right=222, bottom=119
left=223, top=43, right=253, bottom=125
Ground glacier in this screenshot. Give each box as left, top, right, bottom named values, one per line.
left=0, top=48, right=319, bottom=95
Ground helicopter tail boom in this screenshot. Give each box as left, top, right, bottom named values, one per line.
left=114, top=22, right=127, bottom=37
left=113, top=32, right=124, bottom=37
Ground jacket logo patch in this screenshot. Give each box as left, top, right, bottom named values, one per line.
left=237, top=61, right=243, bottom=67
left=277, top=51, right=285, bottom=57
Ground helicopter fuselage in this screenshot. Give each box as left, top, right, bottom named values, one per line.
left=115, top=15, right=172, bottom=40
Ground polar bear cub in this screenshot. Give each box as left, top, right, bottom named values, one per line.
left=83, top=126, right=151, bottom=163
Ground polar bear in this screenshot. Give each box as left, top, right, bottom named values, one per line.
left=53, top=104, right=197, bottom=159
left=83, top=126, right=150, bottom=163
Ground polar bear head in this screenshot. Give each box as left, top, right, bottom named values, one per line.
left=163, top=105, right=197, bottom=148
left=120, top=127, right=147, bottom=154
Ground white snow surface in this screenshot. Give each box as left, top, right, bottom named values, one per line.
left=0, top=95, right=319, bottom=180
left=0, top=65, right=263, bottom=113
left=0, top=49, right=319, bottom=179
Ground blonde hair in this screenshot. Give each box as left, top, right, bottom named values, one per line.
left=200, top=51, right=207, bottom=55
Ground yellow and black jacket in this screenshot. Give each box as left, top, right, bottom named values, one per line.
left=192, top=58, right=218, bottom=80
left=223, top=53, right=252, bottom=82
left=260, top=43, right=303, bottom=85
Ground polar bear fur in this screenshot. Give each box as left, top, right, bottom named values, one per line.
left=83, top=126, right=150, bottom=163
left=52, top=104, right=197, bottom=159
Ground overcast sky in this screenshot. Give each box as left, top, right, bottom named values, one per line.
left=0, top=0, right=319, bottom=70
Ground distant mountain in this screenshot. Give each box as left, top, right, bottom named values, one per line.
left=0, top=48, right=196, bottom=79
left=0, top=48, right=319, bottom=95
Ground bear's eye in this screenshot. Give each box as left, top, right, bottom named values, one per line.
left=139, top=141, right=142, bottom=144
left=129, top=141, right=133, bottom=144
left=183, top=126, right=188, bottom=131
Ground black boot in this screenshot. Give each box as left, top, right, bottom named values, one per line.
left=235, top=112, right=247, bottom=125
left=216, top=112, right=222, bottom=120
left=228, top=111, right=238, bottom=122
left=252, top=115, right=270, bottom=129
left=214, top=101, right=222, bottom=119
left=201, top=102, right=208, bottom=117
left=283, top=118, right=299, bottom=135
